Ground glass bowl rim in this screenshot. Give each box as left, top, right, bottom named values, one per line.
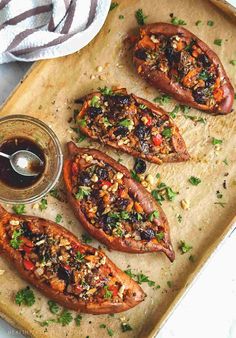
left=0, top=114, right=63, bottom=204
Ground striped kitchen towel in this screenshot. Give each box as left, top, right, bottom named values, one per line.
left=0, top=0, right=111, bottom=63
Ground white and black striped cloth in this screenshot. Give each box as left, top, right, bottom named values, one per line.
left=0, top=0, right=111, bottom=63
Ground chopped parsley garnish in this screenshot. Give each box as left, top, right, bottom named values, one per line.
left=223, top=158, right=228, bottom=166
left=119, top=15, right=124, bottom=19
left=214, top=202, right=226, bottom=208
left=148, top=210, right=159, bottom=221
left=107, top=328, right=114, bottom=337
left=124, top=269, right=135, bottom=278
left=207, top=20, right=214, bottom=26
left=121, top=323, right=133, bottom=332
left=152, top=182, right=177, bottom=205
left=130, top=170, right=141, bottom=182
left=103, top=117, right=112, bottom=127
left=119, top=119, right=132, bottom=127
left=77, top=119, right=87, bottom=127
left=39, top=198, right=47, bottom=211
left=57, top=310, right=73, bottom=326
left=214, top=39, right=222, bottom=46
left=212, top=137, right=222, bottom=145
left=12, top=204, right=26, bottom=215
left=156, top=231, right=164, bottom=242
left=195, top=20, right=202, bottom=26
left=15, top=286, right=35, bottom=307
left=153, top=94, right=170, bottom=105
left=169, top=105, right=180, bottom=118
left=179, top=240, right=192, bottom=254
left=98, top=86, right=113, bottom=95
left=216, top=192, right=223, bottom=199
left=100, top=324, right=106, bottom=328
left=76, top=252, right=85, bottom=261
left=135, top=8, right=147, bottom=26
left=75, top=314, right=82, bottom=326
left=90, top=95, right=100, bottom=107
left=188, top=176, right=201, bottom=186
left=230, top=60, right=236, bottom=66
left=124, top=270, right=155, bottom=287
left=10, top=229, right=23, bottom=249
left=36, top=319, right=56, bottom=327
left=104, top=286, right=113, bottom=299
left=189, top=255, right=195, bottom=263
left=82, top=233, right=93, bottom=244
left=162, top=127, right=172, bottom=138
left=48, top=300, right=60, bottom=314
left=199, top=70, right=209, bottom=81
left=110, top=2, right=118, bottom=11
left=167, top=280, right=172, bottom=288
left=139, top=104, right=147, bottom=110
left=55, top=214, right=62, bottom=223
left=75, top=186, right=91, bottom=200
left=171, top=17, right=186, bottom=25
left=177, top=214, right=182, bottom=223
left=183, top=114, right=206, bottom=124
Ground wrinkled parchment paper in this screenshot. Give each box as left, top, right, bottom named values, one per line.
left=0, top=0, right=236, bottom=337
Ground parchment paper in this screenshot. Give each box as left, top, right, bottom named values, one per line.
left=0, top=0, right=236, bottom=337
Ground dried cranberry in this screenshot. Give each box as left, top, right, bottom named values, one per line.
left=139, top=228, right=155, bottom=241
left=95, top=166, right=109, bottom=180
left=115, top=198, right=129, bottom=210
left=102, top=223, right=112, bottom=235
left=79, top=171, right=91, bottom=185
left=134, top=158, right=146, bottom=174
left=134, top=124, right=150, bottom=139
left=205, top=76, right=216, bottom=88
left=106, top=95, right=130, bottom=106
left=22, top=221, right=33, bottom=238
left=134, top=49, right=148, bottom=61
left=165, top=45, right=180, bottom=64
left=192, top=87, right=207, bottom=104
left=87, top=106, right=102, bottom=118
left=57, top=266, right=72, bottom=284
left=197, top=54, right=211, bottom=68
left=114, top=125, right=129, bottom=137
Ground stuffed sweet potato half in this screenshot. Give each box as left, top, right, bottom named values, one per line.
left=133, top=23, right=234, bottom=115
left=0, top=205, right=145, bottom=314
left=75, top=88, right=189, bottom=164
left=63, top=142, right=175, bottom=262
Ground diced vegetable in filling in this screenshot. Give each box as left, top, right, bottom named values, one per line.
left=6, top=218, right=126, bottom=302
left=77, top=92, right=176, bottom=157
left=71, top=154, right=165, bottom=242
left=134, top=32, right=224, bottom=108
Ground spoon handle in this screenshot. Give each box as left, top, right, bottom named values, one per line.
left=0, top=151, right=10, bottom=159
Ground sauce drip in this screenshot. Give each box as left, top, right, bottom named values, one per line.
left=0, top=137, right=45, bottom=189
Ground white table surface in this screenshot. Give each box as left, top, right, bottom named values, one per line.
left=0, top=1, right=236, bottom=336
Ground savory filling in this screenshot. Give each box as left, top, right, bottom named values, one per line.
left=134, top=32, right=224, bottom=108
left=77, top=92, right=176, bottom=157
left=72, top=154, right=165, bottom=243
left=6, top=219, right=126, bottom=302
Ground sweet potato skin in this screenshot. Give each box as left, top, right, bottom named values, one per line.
left=0, top=205, right=145, bottom=314
left=76, top=88, right=189, bottom=164
left=63, top=142, right=175, bottom=262
left=133, top=23, right=234, bottom=115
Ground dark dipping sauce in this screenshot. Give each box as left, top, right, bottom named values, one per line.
left=0, top=137, right=45, bottom=189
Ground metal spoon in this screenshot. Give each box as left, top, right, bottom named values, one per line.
left=0, top=150, right=44, bottom=177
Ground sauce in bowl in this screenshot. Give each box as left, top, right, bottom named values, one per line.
left=0, top=137, right=45, bottom=189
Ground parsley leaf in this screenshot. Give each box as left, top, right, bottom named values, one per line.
left=195, top=20, right=202, bottom=26
left=230, top=60, right=236, bottom=66
left=162, top=127, right=172, bottom=138
left=76, top=252, right=85, bottom=262
left=214, top=39, right=222, bottom=46
left=169, top=105, right=180, bottom=118
left=139, top=104, right=147, bottom=110
left=171, top=17, right=186, bottom=25
left=15, top=287, right=35, bottom=307
left=10, top=229, right=23, bottom=249
left=75, top=314, right=82, bottom=326
left=156, top=231, right=164, bottom=242
left=148, top=210, right=159, bottom=221
left=75, top=186, right=91, bottom=200
left=212, top=137, right=222, bottom=145
left=12, top=204, right=26, bottom=215
left=152, top=181, right=177, bottom=204
left=104, top=286, right=113, bottom=299
left=167, top=280, right=172, bottom=288
left=124, top=269, right=135, bottom=278
left=119, top=119, right=132, bottom=127
left=207, top=20, right=214, bottom=26
left=223, top=158, right=228, bottom=166
left=124, top=270, right=155, bottom=287
left=121, top=323, right=133, bottom=332
left=90, top=95, right=100, bottom=107
left=100, top=323, right=106, bottom=328
left=135, top=8, right=147, bottom=26
left=98, top=86, right=113, bottom=95
left=103, top=116, right=112, bottom=127
left=110, top=2, right=118, bottom=11
left=179, top=240, right=192, bottom=254
left=107, top=328, right=114, bottom=337
left=130, top=170, right=141, bottom=182
left=77, top=119, right=87, bottom=127
left=39, top=198, right=47, bottom=211
left=82, top=233, right=92, bottom=244
left=153, top=94, right=170, bottom=105
left=57, top=310, right=73, bottom=326
left=55, top=214, right=62, bottom=223
left=48, top=300, right=60, bottom=314
left=188, top=176, right=201, bottom=186
left=119, top=14, right=124, bottom=19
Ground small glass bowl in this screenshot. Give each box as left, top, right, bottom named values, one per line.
left=0, top=115, right=63, bottom=204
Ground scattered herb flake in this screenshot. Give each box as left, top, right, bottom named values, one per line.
left=75, top=314, right=82, bottom=327
left=223, top=158, right=229, bottom=166
left=110, top=2, right=118, bottom=11
left=124, top=269, right=135, bottom=278
left=57, top=310, right=73, bottom=326
left=98, top=86, right=113, bottom=95
left=148, top=210, right=159, bottom=221
left=207, top=20, right=214, bottom=26
left=12, top=204, right=26, bottom=215
left=177, top=214, right=182, bottom=223
left=195, top=20, right=202, bottom=26
left=107, top=328, right=114, bottom=337
left=189, top=255, right=196, bottom=263
left=139, top=104, right=147, bottom=110
left=90, top=96, right=100, bottom=108
left=119, top=14, right=124, bottom=19
left=188, top=176, right=201, bottom=186
left=135, top=8, right=147, bottom=26
left=100, top=323, right=106, bottom=328
left=104, top=286, right=113, bottom=299
left=167, top=281, right=172, bottom=288
left=39, top=198, right=47, bottom=211
left=214, top=202, right=226, bottom=208
left=77, top=119, right=87, bottom=127
left=76, top=252, right=85, bottom=262
left=130, top=170, right=141, bottom=182
left=119, top=119, right=132, bottom=127
left=153, top=94, right=170, bottom=105
left=179, top=240, right=192, bottom=254
left=162, top=127, right=172, bottom=138
left=55, top=214, right=62, bottom=223
left=212, top=137, right=222, bottom=145
left=48, top=300, right=60, bottom=314
left=156, top=231, right=164, bottom=242
left=230, top=60, right=236, bottom=66
left=214, top=39, right=222, bottom=46
left=171, top=17, right=186, bottom=25
left=82, top=233, right=92, bottom=244
left=15, top=287, right=35, bottom=307
left=10, top=229, right=23, bottom=249
left=121, top=323, right=133, bottom=332
left=75, top=186, right=91, bottom=200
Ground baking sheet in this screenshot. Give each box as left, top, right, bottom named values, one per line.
left=0, top=0, right=236, bottom=337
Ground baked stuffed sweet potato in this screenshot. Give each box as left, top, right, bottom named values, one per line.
left=133, top=23, right=234, bottom=115
left=63, top=142, right=175, bottom=262
left=0, top=205, right=145, bottom=314
left=75, top=88, right=189, bottom=164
